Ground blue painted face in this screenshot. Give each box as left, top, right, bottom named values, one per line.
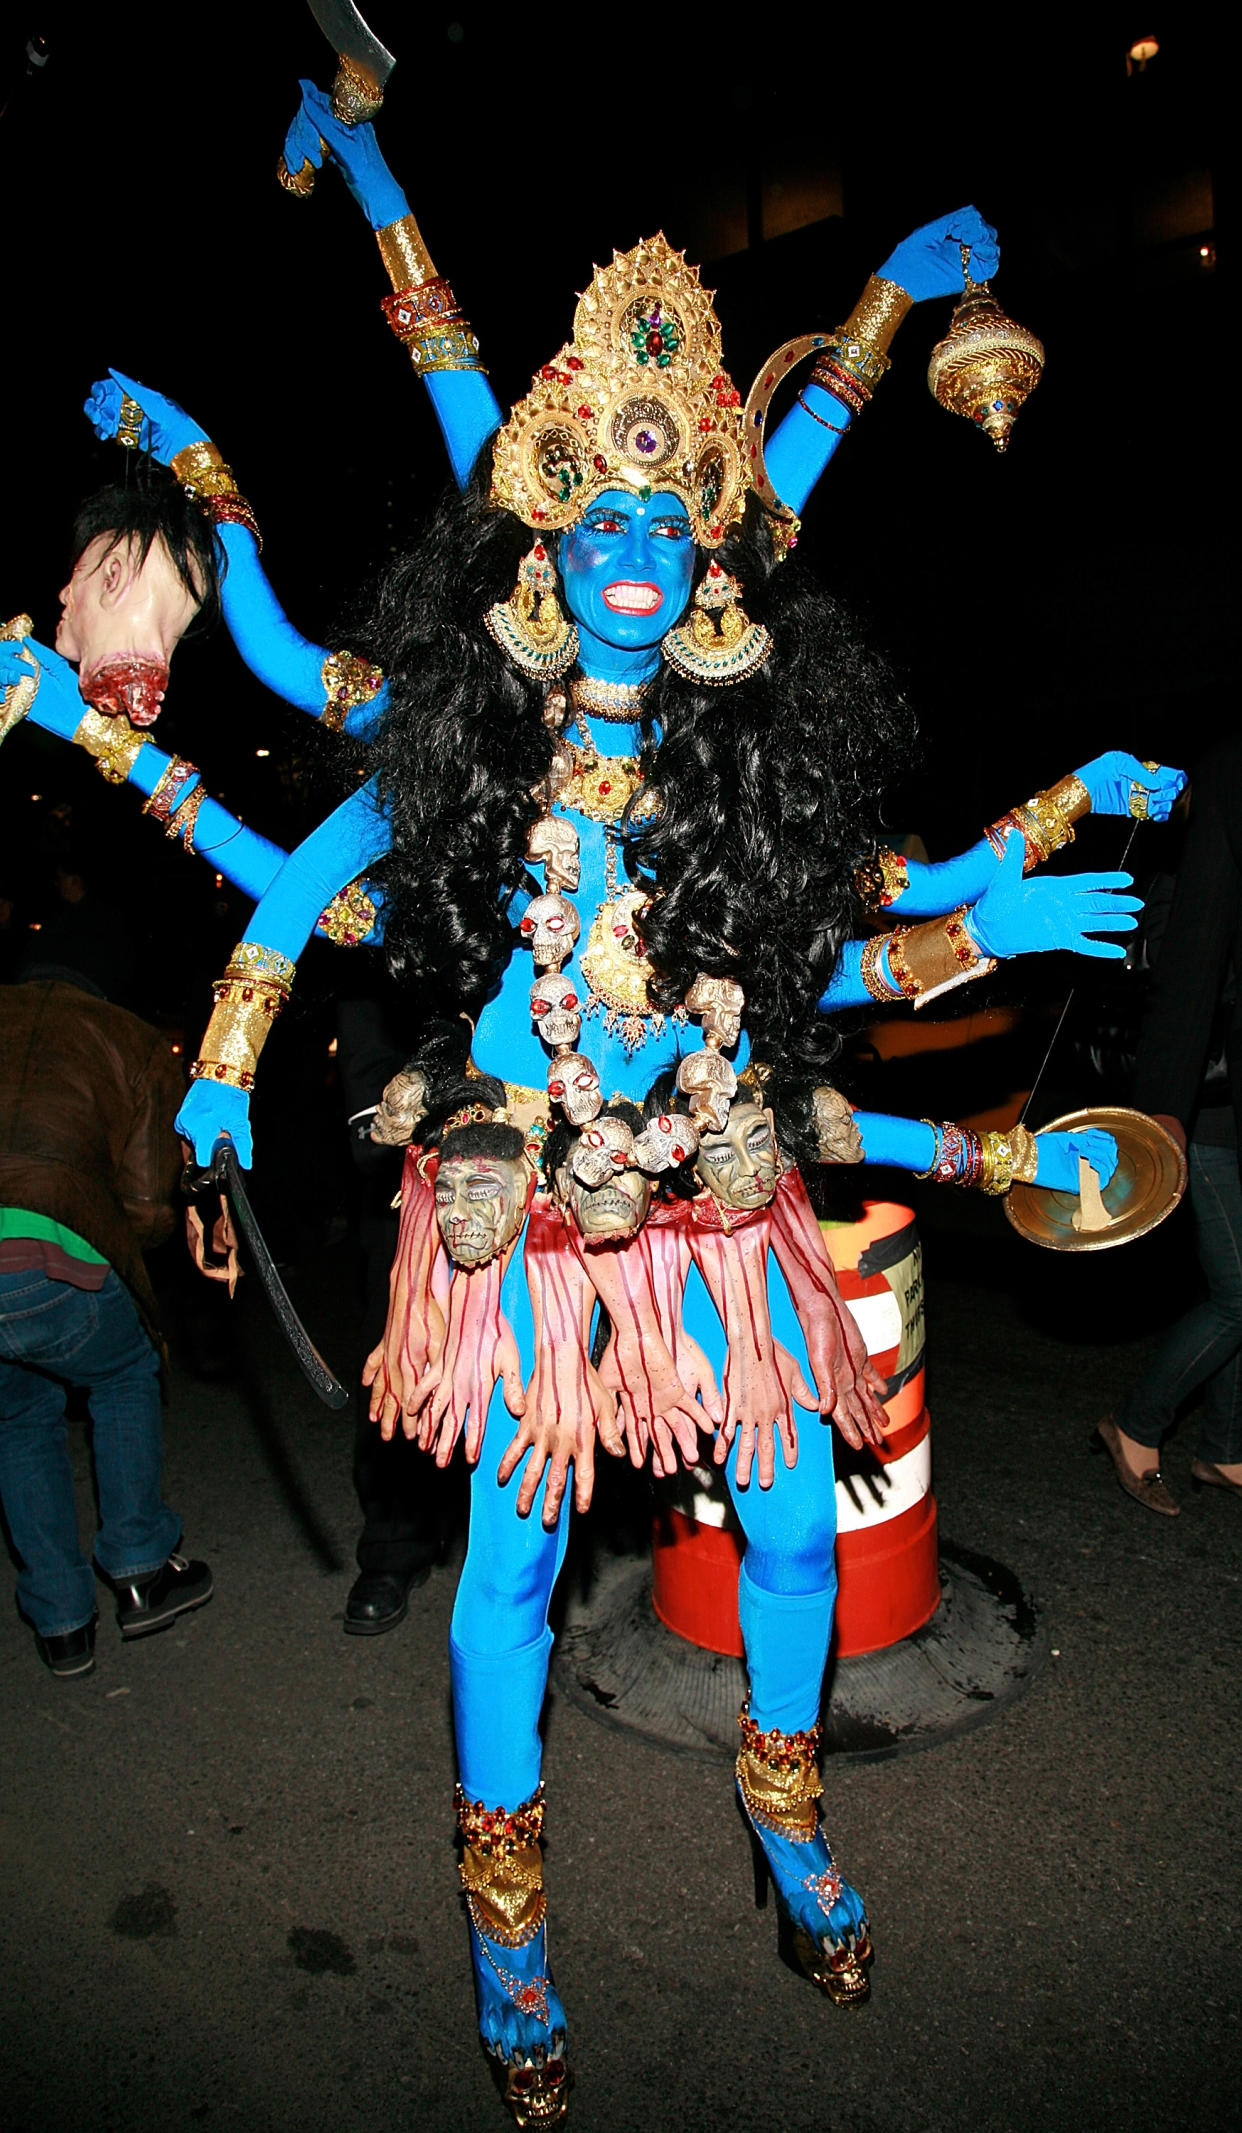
left=559, top=489, right=695, bottom=670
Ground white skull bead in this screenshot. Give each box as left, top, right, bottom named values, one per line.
left=547, top=1050, right=603, bottom=1125
left=569, top=1115, right=636, bottom=1189
left=529, top=971, right=582, bottom=1048
left=526, top=814, right=581, bottom=893
left=631, top=1111, right=700, bottom=1173
left=520, top=891, right=580, bottom=969
left=676, top=1048, right=738, bottom=1134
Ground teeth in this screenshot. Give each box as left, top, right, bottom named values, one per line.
left=604, top=583, right=661, bottom=613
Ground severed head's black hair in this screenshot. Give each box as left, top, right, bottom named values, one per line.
left=420, top=1069, right=526, bottom=1165
left=69, top=469, right=221, bottom=636
left=366, top=465, right=913, bottom=1170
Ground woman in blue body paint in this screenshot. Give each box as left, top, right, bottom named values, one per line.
left=3, top=82, right=1184, bottom=2127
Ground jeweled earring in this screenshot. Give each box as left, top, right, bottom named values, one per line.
left=661, top=558, right=771, bottom=685
left=485, top=539, right=579, bottom=680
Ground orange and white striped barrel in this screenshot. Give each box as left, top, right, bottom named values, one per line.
left=650, top=1201, right=938, bottom=1662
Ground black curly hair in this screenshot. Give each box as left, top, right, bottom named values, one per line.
left=366, top=467, right=912, bottom=1168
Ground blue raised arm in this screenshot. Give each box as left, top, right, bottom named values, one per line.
left=176, top=778, right=393, bottom=1166
left=83, top=370, right=387, bottom=727
left=764, top=207, right=1000, bottom=518
left=283, top=81, right=503, bottom=491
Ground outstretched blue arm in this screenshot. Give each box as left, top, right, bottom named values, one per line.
left=852, top=1109, right=1119, bottom=1191
left=3, top=638, right=286, bottom=900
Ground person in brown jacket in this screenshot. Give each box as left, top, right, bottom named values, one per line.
left=0, top=949, right=213, bottom=1676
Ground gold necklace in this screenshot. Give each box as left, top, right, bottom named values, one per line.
left=570, top=674, right=650, bottom=723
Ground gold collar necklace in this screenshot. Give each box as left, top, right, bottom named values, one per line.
left=569, top=674, right=651, bottom=724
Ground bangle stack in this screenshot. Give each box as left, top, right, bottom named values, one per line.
left=985, top=773, right=1090, bottom=870
left=168, top=439, right=262, bottom=551
left=914, top=1119, right=1038, bottom=1195
left=189, top=942, right=295, bottom=1093
left=142, top=756, right=199, bottom=828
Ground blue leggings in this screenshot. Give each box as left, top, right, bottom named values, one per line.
left=451, top=1229, right=839, bottom=1809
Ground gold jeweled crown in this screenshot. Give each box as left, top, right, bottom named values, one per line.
left=490, top=235, right=749, bottom=548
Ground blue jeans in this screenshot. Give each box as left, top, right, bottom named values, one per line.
left=0, top=1268, right=179, bottom=1636
left=1120, top=1140, right=1242, bottom=1466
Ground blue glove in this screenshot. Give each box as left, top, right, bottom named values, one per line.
left=284, top=80, right=409, bottom=228
left=1075, top=751, right=1187, bottom=823
left=1033, top=1127, right=1119, bottom=1191
left=83, top=368, right=208, bottom=463
left=965, top=832, right=1141, bottom=961
left=878, top=207, right=1000, bottom=300
left=177, top=1083, right=254, bottom=1170
left=5, top=637, right=84, bottom=739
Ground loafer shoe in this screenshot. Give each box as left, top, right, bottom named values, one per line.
left=1191, top=1458, right=1242, bottom=1498
left=111, top=1552, right=214, bottom=1638
left=344, top=1568, right=427, bottom=1636
left=1092, top=1415, right=1180, bottom=1516
left=36, top=1619, right=97, bottom=1677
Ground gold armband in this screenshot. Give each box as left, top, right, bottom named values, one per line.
left=168, top=440, right=262, bottom=550
left=73, top=706, right=151, bottom=785
left=977, top=1124, right=1039, bottom=1196
left=985, top=772, right=1091, bottom=870
left=319, top=648, right=385, bottom=733
left=1, top=614, right=37, bottom=745
left=376, top=212, right=438, bottom=290
left=189, top=943, right=296, bottom=1093
left=854, top=847, right=909, bottom=915
left=885, top=907, right=997, bottom=1010
left=839, top=275, right=915, bottom=358
left=316, top=878, right=379, bottom=946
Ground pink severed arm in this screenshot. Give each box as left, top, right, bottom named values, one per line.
left=769, top=1170, right=887, bottom=1451
left=688, top=1215, right=816, bottom=1489
left=568, top=1226, right=707, bottom=1477
left=497, top=1198, right=624, bottom=1528
left=362, top=1151, right=447, bottom=1441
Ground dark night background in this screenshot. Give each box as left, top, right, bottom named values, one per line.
left=0, top=8, right=1233, bottom=1103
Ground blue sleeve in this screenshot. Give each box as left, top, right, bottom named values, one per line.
left=763, top=381, right=854, bottom=517
left=123, top=742, right=286, bottom=901
left=851, top=1112, right=937, bottom=1172
left=883, top=838, right=1000, bottom=917
left=231, top=776, right=393, bottom=962
left=817, top=939, right=893, bottom=1012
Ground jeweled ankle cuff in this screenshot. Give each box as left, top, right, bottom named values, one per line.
left=736, top=1707, right=823, bottom=1839
left=456, top=1784, right=547, bottom=1948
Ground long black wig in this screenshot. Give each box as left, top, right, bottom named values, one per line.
left=365, top=464, right=913, bottom=1167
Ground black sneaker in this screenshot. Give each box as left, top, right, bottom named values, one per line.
left=36, top=1619, right=97, bottom=1677
left=112, top=1552, right=214, bottom=1638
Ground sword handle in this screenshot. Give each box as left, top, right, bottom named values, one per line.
left=278, top=142, right=327, bottom=199
left=277, top=60, right=386, bottom=201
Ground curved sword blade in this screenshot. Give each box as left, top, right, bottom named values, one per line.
left=305, top=0, right=396, bottom=95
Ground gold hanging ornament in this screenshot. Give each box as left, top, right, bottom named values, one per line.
left=927, top=246, right=1045, bottom=453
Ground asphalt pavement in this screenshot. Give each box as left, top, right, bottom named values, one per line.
left=2, top=1188, right=1238, bottom=2133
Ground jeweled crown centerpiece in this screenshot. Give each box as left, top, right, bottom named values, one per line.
left=491, top=236, right=749, bottom=547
